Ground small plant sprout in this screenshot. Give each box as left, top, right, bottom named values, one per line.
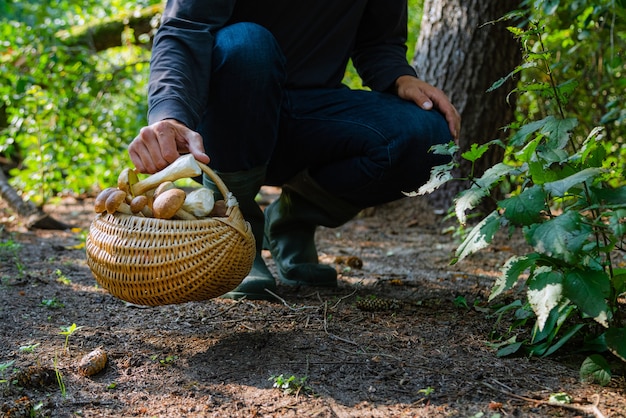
left=41, top=298, right=65, bottom=309
left=59, top=323, right=82, bottom=351
left=0, top=360, right=16, bottom=384
left=270, top=374, right=312, bottom=396
left=54, top=355, right=66, bottom=398
left=418, top=386, right=435, bottom=397
left=55, top=269, right=72, bottom=285
left=453, top=295, right=469, bottom=309
left=0, top=238, right=21, bottom=260
left=151, top=354, right=178, bottom=365
left=0, top=238, right=25, bottom=276
left=159, top=355, right=178, bottom=365
left=19, top=343, right=41, bottom=353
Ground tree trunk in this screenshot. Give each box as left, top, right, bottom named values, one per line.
left=0, top=170, right=70, bottom=229
left=413, top=0, right=522, bottom=210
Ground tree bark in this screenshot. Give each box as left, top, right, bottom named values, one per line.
left=413, top=0, right=522, bottom=210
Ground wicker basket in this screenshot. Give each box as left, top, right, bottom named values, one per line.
left=85, top=162, right=255, bottom=306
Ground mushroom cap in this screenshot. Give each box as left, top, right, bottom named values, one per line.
left=117, top=168, right=139, bottom=194
left=94, top=187, right=119, bottom=213
left=105, top=190, right=128, bottom=214
left=152, top=188, right=186, bottom=219
left=209, top=200, right=228, bottom=217
left=129, top=195, right=148, bottom=214
left=153, top=181, right=175, bottom=199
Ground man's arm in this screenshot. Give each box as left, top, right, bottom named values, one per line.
left=129, top=0, right=235, bottom=173
left=351, top=0, right=415, bottom=92
left=353, top=0, right=460, bottom=140
left=148, top=0, right=235, bottom=128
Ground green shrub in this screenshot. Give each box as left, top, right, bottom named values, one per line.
left=415, top=0, right=626, bottom=383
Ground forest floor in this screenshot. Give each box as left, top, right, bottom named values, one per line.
left=1, top=189, right=625, bottom=418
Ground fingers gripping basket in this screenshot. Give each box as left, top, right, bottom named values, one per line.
left=85, top=162, right=255, bottom=306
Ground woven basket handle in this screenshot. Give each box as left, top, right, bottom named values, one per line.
left=196, top=161, right=253, bottom=238
left=197, top=161, right=232, bottom=202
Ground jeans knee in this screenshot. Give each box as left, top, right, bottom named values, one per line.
left=213, top=22, right=285, bottom=81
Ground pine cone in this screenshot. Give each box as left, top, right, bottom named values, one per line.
left=355, top=297, right=401, bottom=312
left=78, top=348, right=108, bottom=376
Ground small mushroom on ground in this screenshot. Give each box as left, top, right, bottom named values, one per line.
left=152, top=188, right=196, bottom=220
left=182, top=187, right=215, bottom=217
left=94, top=187, right=118, bottom=213
left=105, top=190, right=133, bottom=215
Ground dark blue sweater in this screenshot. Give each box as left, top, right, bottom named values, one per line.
left=148, top=0, right=416, bottom=127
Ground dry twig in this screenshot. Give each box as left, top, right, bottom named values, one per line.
left=481, top=381, right=606, bottom=418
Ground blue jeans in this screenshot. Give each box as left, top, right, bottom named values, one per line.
left=198, top=22, right=452, bottom=208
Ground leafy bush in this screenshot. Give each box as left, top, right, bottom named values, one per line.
left=0, top=1, right=156, bottom=204
left=415, top=0, right=626, bottom=382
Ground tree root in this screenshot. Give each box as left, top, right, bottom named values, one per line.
left=0, top=169, right=71, bottom=230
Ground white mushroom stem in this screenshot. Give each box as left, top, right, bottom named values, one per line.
left=182, top=187, right=215, bottom=218
left=131, top=154, right=202, bottom=196
left=117, top=202, right=134, bottom=215
left=173, top=208, right=197, bottom=220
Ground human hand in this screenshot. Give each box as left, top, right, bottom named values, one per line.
left=395, top=75, right=461, bottom=141
left=128, top=119, right=210, bottom=174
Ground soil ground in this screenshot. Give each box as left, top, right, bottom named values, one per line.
left=1, top=189, right=625, bottom=418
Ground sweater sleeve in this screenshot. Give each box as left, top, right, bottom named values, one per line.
left=147, top=0, right=235, bottom=127
left=351, top=0, right=416, bottom=93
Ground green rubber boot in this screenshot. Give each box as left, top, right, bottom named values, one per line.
left=203, top=166, right=277, bottom=301
left=264, top=170, right=361, bottom=287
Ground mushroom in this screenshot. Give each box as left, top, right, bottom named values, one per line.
left=152, top=188, right=197, bottom=220
left=129, top=195, right=149, bottom=216
left=153, top=181, right=175, bottom=199
left=94, top=187, right=118, bottom=213
left=182, top=187, right=215, bottom=218
left=117, top=167, right=139, bottom=195
left=105, top=190, right=133, bottom=215
left=209, top=199, right=228, bottom=217
left=131, top=154, right=202, bottom=196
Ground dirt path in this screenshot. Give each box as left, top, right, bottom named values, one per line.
left=1, top=193, right=624, bottom=417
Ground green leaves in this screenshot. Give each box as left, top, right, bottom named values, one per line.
left=509, top=116, right=577, bottom=149
left=455, top=211, right=502, bottom=263
left=563, top=269, right=611, bottom=327
left=500, top=186, right=547, bottom=226
left=527, top=268, right=563, bottom=331
left=1, top=3, right=153, bottom=203
left=405, top=162, right=454, bottom=196
left=580, top=355, right=612, bottom=386
left=455, top=162, right=518, bottom=224
left=524, top=211, right=592, bottom=263
left=417, top=3, right=626, bottom=380
left=543, top=167, right=603, bottom=197
left=606, top=328, right=626, bottom=362
left=491, top=254, right=541, bottom=300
